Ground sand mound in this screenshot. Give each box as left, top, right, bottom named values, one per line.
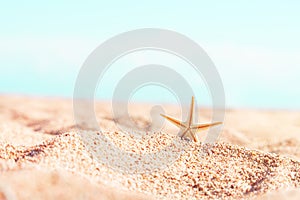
left=0, top=96, right=300, bottom=199
left=1, top=131, right=300, bottom=199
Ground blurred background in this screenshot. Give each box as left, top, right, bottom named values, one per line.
left=0, top=1, right=299, bottom=109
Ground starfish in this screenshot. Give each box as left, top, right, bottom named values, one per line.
left=161, top=96, right=222, bottom=142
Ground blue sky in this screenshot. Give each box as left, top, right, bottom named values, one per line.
left=0, top=1, right=299, bottom=109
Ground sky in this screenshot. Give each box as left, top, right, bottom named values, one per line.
left=0, top=1, right=299, bottom=109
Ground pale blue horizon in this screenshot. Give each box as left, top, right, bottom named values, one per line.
left=0, top=1, right=299, bottom=109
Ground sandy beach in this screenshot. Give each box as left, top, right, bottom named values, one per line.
left=0, top=95, right=300, bottom=199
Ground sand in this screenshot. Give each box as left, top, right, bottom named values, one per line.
left=0, top=95, right=300, bottom=199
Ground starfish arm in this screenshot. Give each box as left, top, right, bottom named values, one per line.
left=191, top=121, right=222, bottom=130
left=187, top=96, right=195, bottom=126
left=160, top=114, right=186, bottom=128
left=188, top=130, right=199, bottom=142
left=178, top=128, right=189, bottom=137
